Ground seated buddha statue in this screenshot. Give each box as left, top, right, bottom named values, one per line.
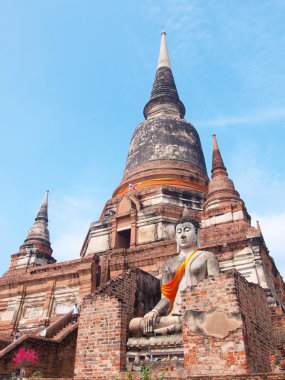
left=129, top=214, right=220, bottom=336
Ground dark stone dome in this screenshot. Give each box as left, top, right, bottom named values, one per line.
left=124, top=117, right=207, bottom=175
left=113, top=32, right=208, bottom=197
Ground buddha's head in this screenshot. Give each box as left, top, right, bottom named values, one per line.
left=175, top=216, right=200, bottom=250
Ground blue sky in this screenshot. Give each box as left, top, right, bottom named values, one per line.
left=0, top=1, right=285, bottom=277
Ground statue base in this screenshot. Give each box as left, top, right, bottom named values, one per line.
left=126, top=334, right=184, bottom=370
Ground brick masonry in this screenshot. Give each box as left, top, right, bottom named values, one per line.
left=0, top=255, right=98, bottom=336
left=1, top=34, right=285, bottom=379
left=167, top=373, right=285, bottom=379
left=181, top=270, right=273, bottom=376
left=270, top=306, right=285, bottom=372
left=74, top=269, right=160, bottom=380
left=0, top=330, right=77, bottom=378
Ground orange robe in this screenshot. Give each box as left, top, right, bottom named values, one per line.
left=161, top=249, right=199, bottom=303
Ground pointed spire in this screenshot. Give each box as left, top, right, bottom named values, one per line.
left=22, top=191, right=52, bottom=255
left=157, top=32, right=171, bottom=69
left=211, top=134, right=227, bottom=178
left=143, top=32, right=185, bottom=119
left=36, top=190, right=49, bottom=222
left=204, top=135, right=241, bottom=211
left=256, top=220, right=262, bottom=234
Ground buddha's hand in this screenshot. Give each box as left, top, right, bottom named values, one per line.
left=143, top=310, right=159, bottom=334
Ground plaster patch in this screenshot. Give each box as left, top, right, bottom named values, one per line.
left=183, top=310, right=242, bottom=339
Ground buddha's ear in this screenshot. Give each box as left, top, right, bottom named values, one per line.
left=196, top=227, right=201, bottom=248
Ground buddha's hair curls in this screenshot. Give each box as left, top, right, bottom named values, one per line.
left=174, top=216, right=200, bottom=233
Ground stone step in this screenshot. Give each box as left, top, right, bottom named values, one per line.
left=51, top=321, right=77, bottom=341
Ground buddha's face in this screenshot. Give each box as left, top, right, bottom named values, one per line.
left=175, top=222, right=197, bottom=249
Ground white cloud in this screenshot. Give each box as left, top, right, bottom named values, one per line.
left=141, top=0, right=285, bottom=108
left=52, top=231, right=87, bottom=262
left=197, top=106, right=285, bottom=127
left=226, top=145, right=285, bottom=216
left=141, top=0, right=207, bottom=60
left=49, top=194, right=101, bottom=262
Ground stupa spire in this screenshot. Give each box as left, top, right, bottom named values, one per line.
left=157, top=31, right=171, bottom=69
left=204, top=135, right=241, bottom=211
left=11, top=190, right=56, bottom=270
left=211, top=134, right=227, bottom=178
left=113, top=32, right=208, bottom=199
left=22, top=190, right=52, bottom=254
left=200, top=135, right=253, bottom=247
left=143, top=32, right=185, bottom=119
left=36, top=190, right=49, bottom=221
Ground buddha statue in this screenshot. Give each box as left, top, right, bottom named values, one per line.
left=129, top=214, right=220, bottom=336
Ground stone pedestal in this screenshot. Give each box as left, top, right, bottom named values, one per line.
left=127, top=334, right=184, bottom=370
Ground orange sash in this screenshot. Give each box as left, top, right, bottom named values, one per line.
left=161, top=249, right=199, bottom=302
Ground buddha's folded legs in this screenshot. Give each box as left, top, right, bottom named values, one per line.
left=129, top=315, right=181, bottom=337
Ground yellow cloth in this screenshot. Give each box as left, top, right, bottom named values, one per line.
left=161, top=249, right=199, bottom=302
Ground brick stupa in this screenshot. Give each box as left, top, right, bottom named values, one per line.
left=1, top=33, right=285, bottom=380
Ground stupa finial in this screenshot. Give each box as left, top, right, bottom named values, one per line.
left=157, top=31, right=171, bottom=69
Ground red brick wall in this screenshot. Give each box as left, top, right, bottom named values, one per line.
left=0, top=255, right=98, bottom=336
left=236, top=272, right=273, bottom=373
left=270, top=306, right=285, bottom=372
left=74, top=269, right=144, bottom=380
left=165, top=373, right=285, bottom=379
left=76, top=296, right=126, bottom=380
left=109, top=240, right=177, bottom=280
left=199, top=220, right=252, bottom=248
left=0, top=331, right=77, bottom=378
left=181, top=271, right=272, bottom=376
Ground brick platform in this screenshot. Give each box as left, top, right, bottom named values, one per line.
left=74, top=269, right=160, bottom=380
left=182, top=270, right=272, bottom=376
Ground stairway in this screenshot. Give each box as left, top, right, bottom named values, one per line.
left=0, top=310, right=78, bottom=359
left=0, top=312, right=79, bottom=378
left=50, top=320, right=78, bottom=342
